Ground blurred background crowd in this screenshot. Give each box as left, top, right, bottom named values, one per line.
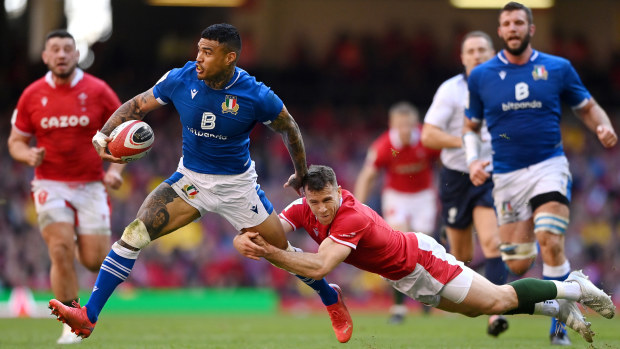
left=1, top=0, right=620, bottom=307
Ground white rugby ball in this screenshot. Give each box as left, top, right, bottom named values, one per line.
left=107, top=120, right=154, bottom=162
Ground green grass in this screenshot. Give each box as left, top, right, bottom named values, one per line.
left=0, top=312, right=618, bottom=349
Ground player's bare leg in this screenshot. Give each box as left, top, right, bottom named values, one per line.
left=436, top=272, right=597, bottom=343
left=534, top=201, right=572, bottom=345
left=75, top=234, right=109, bottom=272
left=473, top=206, right=509, bottom=337
left=41, top=222, right=83, bottom=344
left=50, top=184, right=200, bottom=339
left=246, top=212, right=353, bottom=343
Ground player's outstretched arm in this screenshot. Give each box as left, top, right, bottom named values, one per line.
left=574, top=98, right=618, bottom=148
left=266, top=105, right=308, bottom=195
left=250, top=233, right=351, bottom=280
left=92, top=88, right=162, bottom=163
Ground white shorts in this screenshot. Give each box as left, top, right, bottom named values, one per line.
left=493, top=156, right=572, bottom=225
left=384, top=233, right=473, bottom=307
left=31, top=179, right=111, bottom=235
left=382, top=188, right=437, bottom=234
left=165, top=159, right=273, bottom=231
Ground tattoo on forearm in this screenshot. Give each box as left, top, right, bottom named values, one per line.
left=270, top=114, right=307, bottom=174
left=101, top=93, right=149, bottom=134
left=140, top=185, right=178, bottom=239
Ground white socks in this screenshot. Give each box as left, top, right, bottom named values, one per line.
left=534, top=300, right=559, bottom=317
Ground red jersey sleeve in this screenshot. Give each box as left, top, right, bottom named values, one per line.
left=12, top=87, right=35, bottom=135
left=99, top=82, right=122, bottom=121
left=279, top=198, right=306, bottom=231
left=328, top=207, right=370, bottom=249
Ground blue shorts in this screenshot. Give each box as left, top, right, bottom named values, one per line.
left=439, top=167, right=494, bottom=229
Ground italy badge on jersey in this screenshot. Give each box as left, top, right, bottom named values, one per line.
left=532, top=65, right=548, bottom=80
left=222, top=95, right=240, bottom=115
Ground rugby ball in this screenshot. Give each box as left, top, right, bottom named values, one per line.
left=107, top=120, right=154, bottom=162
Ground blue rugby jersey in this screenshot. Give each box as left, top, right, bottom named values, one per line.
left=465, top=50, right=590, bottom=173
left=153, top=62, right=283, bottom=174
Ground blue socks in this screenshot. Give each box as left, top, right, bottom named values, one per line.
left=294, top=275, right=339, bottom=306
left=484, top=257, right=507, bottom=285
left=85, top=243, right=138, bottom=323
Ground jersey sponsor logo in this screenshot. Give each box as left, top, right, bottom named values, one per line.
left=191, top=89, right=198, bottom=99
left=221, top=95, right=240, bottom=115
left=183, top=184, right=199, bottom=199
left=532, top=65, right=548, bottom=80
left=187, top=126, right=228, bottom=140
left=40, top=115, right=90, bottom=129
left=501, top=100, right=542, bottom=111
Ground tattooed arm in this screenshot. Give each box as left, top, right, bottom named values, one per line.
left=266, top=105, right=308, bottom=195
left=94, top=88, right=162, bottom=162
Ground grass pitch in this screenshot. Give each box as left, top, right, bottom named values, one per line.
left=0, top=311, right=618, bottom=348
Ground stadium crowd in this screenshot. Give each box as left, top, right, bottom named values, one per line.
left=1, top=24, right=620, bottom=306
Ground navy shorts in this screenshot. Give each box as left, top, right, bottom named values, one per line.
left=439, top=167, right=494, bottom=229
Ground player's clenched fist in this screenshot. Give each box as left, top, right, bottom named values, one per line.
left=596, top=125, right=617, bottom=148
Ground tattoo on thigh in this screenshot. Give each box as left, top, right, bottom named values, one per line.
left=141, top=185, right=177, bottom=238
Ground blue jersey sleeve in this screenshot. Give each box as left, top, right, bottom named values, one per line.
left=465, top=69, right=483, bottom=123
left=152, top=68, right=183, bottom=105
left=560, top=62, right=591, bottom=108
left=254, top=85, right=284, bottom=123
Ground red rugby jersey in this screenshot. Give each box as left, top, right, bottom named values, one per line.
left=12, top=69, right=121, bottom=181
left=280, top=189, right=420, bottom=280
left=368, top=126, right=440, bottom=193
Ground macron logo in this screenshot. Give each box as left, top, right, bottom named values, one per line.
left=250, top=205, right=258, bottom=214
left=92, top=286, right=99, bottom=292
left=499, top=71, right=506, bottom=80
left=191, top=89, right=198, bottom=99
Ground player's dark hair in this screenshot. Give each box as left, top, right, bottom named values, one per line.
left=303, top=165, right=338, bottom=192
left=45, top=30, right=75, bottom=43
left=201, top=23, right=242, bottom=56
left=501, top=2, right=533, bottom=25
left=461, top=30, right=495, bottom=51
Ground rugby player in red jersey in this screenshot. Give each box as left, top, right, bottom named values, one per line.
left=8, top=30, right=125, bottom=344
left=234, top=165, right=615, bottom=344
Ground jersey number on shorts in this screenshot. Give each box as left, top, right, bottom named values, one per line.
left=201, top=112, right=217, bottom=130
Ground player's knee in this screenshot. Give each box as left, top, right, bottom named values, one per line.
left=47, top=240, right=75, bottom=262
left=500, top=242, right=537, bottom=275
left=120, top=219, right=151, bottom=250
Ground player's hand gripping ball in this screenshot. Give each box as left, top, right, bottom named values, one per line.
left=107, top=120, right=154, bottom=162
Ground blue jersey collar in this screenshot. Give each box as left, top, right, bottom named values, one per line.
left=497, top=49, right=539, bottom=65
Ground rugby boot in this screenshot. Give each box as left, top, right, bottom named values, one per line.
left=49, top=299, right=96, bottom=339
left=326, top=284, right=353, bottom=343
left=557, top=299, right=593, bottom=343
left=566, top=270, right=615, bottom=319
left=487, top=315, right=509, bottom=337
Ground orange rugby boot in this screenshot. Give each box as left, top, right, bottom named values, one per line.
left=326, top=284, right=353, bottom=343
left=49, top=299, right=96, bottom=339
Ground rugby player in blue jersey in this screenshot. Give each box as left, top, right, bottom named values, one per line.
left=463, top=2, right=617, bottom=345
left=49, top=23, right=353, bottom=343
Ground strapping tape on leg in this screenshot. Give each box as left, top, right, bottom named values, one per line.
left=500, top=242, right=538, bottom=261
left=120, top=219, right=151, bottom=249
left=534, top=213, right=569, bottom=235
